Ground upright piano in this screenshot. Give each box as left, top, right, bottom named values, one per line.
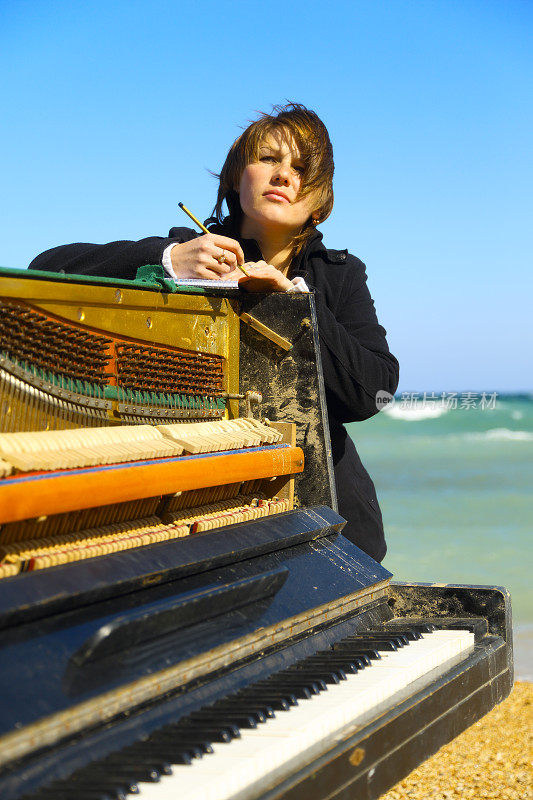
left=0, top=265, right=513, bottom=800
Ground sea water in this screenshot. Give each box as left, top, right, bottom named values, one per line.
left=346, top=393, right=533, bottom=679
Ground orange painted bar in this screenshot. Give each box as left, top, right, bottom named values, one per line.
left=0, top=446, right=304, bottom=524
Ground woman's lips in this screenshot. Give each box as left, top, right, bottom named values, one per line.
left=263, top=191, right=290, bottom=203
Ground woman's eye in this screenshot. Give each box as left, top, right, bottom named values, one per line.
left=260, top=155, right=276, bottom=163
left=293, top=165, right=305, bottom=174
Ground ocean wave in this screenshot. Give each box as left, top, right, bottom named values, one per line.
left=463, top=428, right=533, bottom=442
left=384, top=402, right=449, bottom=421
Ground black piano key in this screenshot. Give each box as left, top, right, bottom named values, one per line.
left=381, top=627, right=422, bottom=641
left=390, top=633, right=411, bottom=646
left=78, top=790, right=127, bottom=800
left=152, top=730, right=214, bottom=754
left=291, top=659, right=348, bottom=674
left=315, top=648, right=373, bottom=667
left=188, top=709, right=259, bottom=728
left=219, top=696, right=275, bottom=714
left=256, top=680, right=315, bottom=698
left=264, top=677, right=327, bottom=693
left=148, top=742, right=211, bottom=760
left=304, top=651, right=360, bottom=664
left=353, top=632, right=410, bottom=646
left=134, top=746, right=196, bottom=763
left=81, top=794, right=127, bottom=800
left=243, top=706, right=273, bottom=720
left=117, top=741, right=197, bottom=763
left=329, top=653, right=371, bottom=669
left=110, top=754, right=173, bottom=775
left=373, top=625, right=421, bottom=641
left=414, top=623, right=436, bottom=633
left=236, top=691, right=296, bottom=709
left=153, top=740, right=204, bottom=760
left=211, top=701, right=271, bottom=721
left=301, top=655, right=359, bottom=668
left=331, top=643, right=382, bottom=659
left=284, top=666, right=346, bottom=683
left=80, top=785, right=131, bottom=800
left=305, top=651, right=356, bottom=662
left=383, top=632, right=410, bottom=645
left=92, top=764, right=163, bottom=782
left=88, top=785, right=134, bottom=799
left=302, top=656, right=360, bottom=674
left=69, top=770, right=141, bottom=795
left=336, top=638, right=399, bottom=652
left=68, top=779, right=133, bottom=799
left=342, top=632, right=401, bottom=643
left=175, top=722, right=240, bottom=741
left=384, top=621, right=436, bottom=634
left=34, top=790, right=122, bottom=800
left=271, top=670, right=332, bottom=686
left=144, top=738, right=204, bottom=760
left=104, top=753, right=173, bottom=774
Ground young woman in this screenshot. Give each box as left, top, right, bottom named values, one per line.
left=30, top=103, right=399, bottom=562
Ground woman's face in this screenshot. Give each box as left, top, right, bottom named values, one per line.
left=238, top=129, right=319, bottom=239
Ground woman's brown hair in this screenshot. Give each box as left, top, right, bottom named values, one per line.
left=213, top=103, right=334, bottom=252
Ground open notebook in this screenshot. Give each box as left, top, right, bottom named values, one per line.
left=172, top=278, right=240, bottom=288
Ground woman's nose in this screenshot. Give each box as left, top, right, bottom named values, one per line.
left=272, top=162, right=291, bottom=185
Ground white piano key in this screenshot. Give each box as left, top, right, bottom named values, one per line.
left=131, top=629, right=475, bottom=800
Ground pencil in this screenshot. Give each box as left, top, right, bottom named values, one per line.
left=178, top=202, right=249, bottom=276
left=178, top=202, right=210, bottom=234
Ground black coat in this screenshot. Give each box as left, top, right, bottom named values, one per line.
left=29, top=226, right=399, bottom=561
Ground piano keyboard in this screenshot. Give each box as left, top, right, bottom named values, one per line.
left=29, top=626, right=474, bottom=800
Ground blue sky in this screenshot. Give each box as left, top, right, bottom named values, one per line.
left=1, top=0, right=531, bottom=391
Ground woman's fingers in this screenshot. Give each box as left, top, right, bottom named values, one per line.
left=224, top=266, right=245, bottom=281
left=238, top=262, right=293, bottom=293
left=169, top=234, right=244, bottom=280
left=169, top=246, right=291, bottom=290
left=210, top=244, right=238, bottom=269
left=208, top=234, right=245, bottom=266
left=206, top=254, right=232, bottom=276
left=197, top=265, right=231, bottom=281
left=194, top=234, right=241, bottom=271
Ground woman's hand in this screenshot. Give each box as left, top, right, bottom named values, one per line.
left=170, top=234, right=245, bottom=279
left=228, top=261, right=293, bottom=292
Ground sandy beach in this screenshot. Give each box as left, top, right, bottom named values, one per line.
left=381, top=681, right=532, bottom=799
